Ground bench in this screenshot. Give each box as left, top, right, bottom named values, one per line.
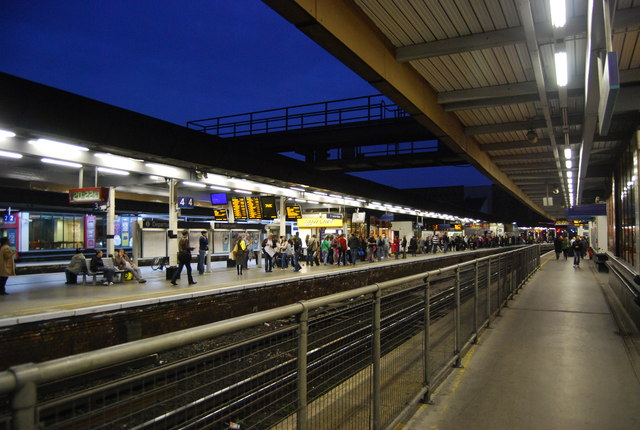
left=82, top=257, right=126, bottom=285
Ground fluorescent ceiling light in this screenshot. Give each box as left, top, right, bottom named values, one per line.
left=97, top=166, right=129, bottom=176
left=290, top=187, right=305, bottom=192
left=41, top=158, right=82, bottom=168
left=329, top=194, right=342, bottom=198
left=371, top=201, right=381, bottom=205
left=149, top=175, right=164, bottom=181
left=550, top=0, right=566, bottom=27
left=294, top=199, right=306, bottom=202
left=0, top=129, right=16, bottom=139
left=0, top=150, right=22, bottom=159
left=145, top=162, right=177, bottom=176
left=564, top=148, right=572, bottom=159
left=234, top=189, right=252, bottom=194
left=210, top=185, right=231, bottom=191
left=313, top=191, right=327, bottom=196
left=554, top=51, right=568, bottom=87
left=565, top=160, right=572, bottom=169
left=182, top=181, right=206, bottom=188
left=30, top=138, right=88, bottom=152
left=566, top=171, right=572, bottom=178
left=356, top=199, right=366, bottom=203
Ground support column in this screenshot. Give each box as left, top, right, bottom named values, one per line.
left=279, top=196, right=286, bottom=238
left=106, top=187, right=115, bottom=257
left=78, top=167, right=84, bottom=188
left=168, top=179, right=179, bottom=266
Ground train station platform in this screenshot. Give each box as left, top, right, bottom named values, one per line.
left=404, top=254, right=640, bottom=429
left=0, top=251, right=463, bottom=324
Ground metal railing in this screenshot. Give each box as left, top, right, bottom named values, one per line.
left=187, top=94, right=408, bottom=138
left=0, top=245, right=545, bottom=430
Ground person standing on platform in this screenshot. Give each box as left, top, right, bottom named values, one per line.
left=262, top=234, right=276, bottom=272
left=562, top=236, right=571, bottom=260
left=0, top=237, right=16, bottom=295
left=91, top=250, right=115, bottom=286
left=401, top=235, right=407, bottom=259
left=409, top=235, right=417, bottom=257
left=307, top=234, right=320, bottom=266
left=320, top=235, right=329, bottom=265
left=572, top=236, right=584, bottom=267
left=393, top=236, right=400, bottom=259
left=65, top=248, right=86, bottom=285
left=286, top=238, right=301, bottom=272
left=348, top=233, right=360, bottom=266
left=170, top=230, right=197, bottom=286
left=243, top=233, right=252, bottom=270
left=432, top=234, right=439, bottom=253
left=197, top=231, right=209, bottom=275
left=233, top=236, right=247, bottom=275
left=367, top=234, right=376, bottom=262
left=115, top=249, right=146, bottom=283
left=553, top=235, right=563, bottom=260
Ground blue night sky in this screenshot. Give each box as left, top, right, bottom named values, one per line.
left=0, top=0, right=492, bottom=189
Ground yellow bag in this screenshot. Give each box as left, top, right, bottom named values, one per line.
left=124, top=271, right=133, bottom=281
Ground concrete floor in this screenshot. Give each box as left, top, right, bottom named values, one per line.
left=404, top=255, right=640, bottom=430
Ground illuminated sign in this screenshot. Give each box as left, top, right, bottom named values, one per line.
left=454, top=224, right=462, bottom=230
left=231, top=198, right=247, bottom=219
left=214, top=209, right=228, bottom=221
left=260, top=196, right=278, bottom=219
left=286, top=206, right=302, bottom=220
left=178, top=196, right=194, bottom=208
left=3, top=214, right=16, bottom=224
left=69, top=187, right=109, bottom=204
left=246, top=196, right=263, bottom=220
left=297, top=218, right=344, bottom=228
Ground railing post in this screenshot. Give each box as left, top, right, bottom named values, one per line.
left=296, top=307, right=309, bottom=430
left=454, top=266, right=462, bottom=367
left=10, top=363, right=38, bottom=430
left=372, top=288, right=382, bottom=430
left=423, top=277, right=431, bottom=403
left=473, top=261, right=479, bottom=343
left=486, top=258, right=492, bottom=328
left=496, top=255, right=502, bottom=316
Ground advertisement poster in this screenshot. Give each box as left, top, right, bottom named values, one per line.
left=84, top=215, right=96, bottom=249
left=121, top=216, right=130, bottom=247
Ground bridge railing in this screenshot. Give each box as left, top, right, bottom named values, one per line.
left=187, top=94, right=408, bottom=138
left=0, top=245, right=547, bottom=430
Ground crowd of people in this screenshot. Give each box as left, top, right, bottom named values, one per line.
left=257, top=231, right=529, bottom=273
left=553, top=235, right=590, bottom=267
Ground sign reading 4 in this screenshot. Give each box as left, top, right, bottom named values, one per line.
left=178, top=196, right=194, bottom=208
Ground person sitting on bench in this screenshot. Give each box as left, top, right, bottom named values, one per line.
left=90, top=250, right=115, bottom=286
left=65, top=249, right=86, bottom=285
left=115, top=249, right=146, bottom=283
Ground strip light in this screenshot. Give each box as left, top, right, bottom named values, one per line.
left=210, top=185, right=231, bottom=191
left=554, top=51, right=568, bottom=87
left=97, top=166, right=129, bottom=176
left=550, top=0, right=566, bottom=28
left=0, top=150, right=22, bottom=159
left=0, top=130, right=16, bottom=139
left=182, top=181, right=206, bottom=188
left=41, top=158, right=82, bottom=168
left=234, top=189, right=252, bottom=194
left=30, top=138, right=89, bottom=152
left=564, top=147, right=572, bottom=159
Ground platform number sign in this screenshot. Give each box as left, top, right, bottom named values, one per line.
left=178, top=196, right=194, bottom=209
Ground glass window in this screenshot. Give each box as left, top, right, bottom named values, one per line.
left=615, top=143, right=638, bottom=267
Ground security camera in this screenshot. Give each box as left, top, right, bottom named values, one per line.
left=526, top=129, right=538, bottom=144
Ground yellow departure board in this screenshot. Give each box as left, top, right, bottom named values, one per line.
left=214, top=209, right=228, bottom=221
left=246, top=197, right=263, bottom=220
left=231, top=198, right=247, bottom=219
left=260, top=196, right=278, bottom=219
left=286, top=205, right=302, bottom=220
